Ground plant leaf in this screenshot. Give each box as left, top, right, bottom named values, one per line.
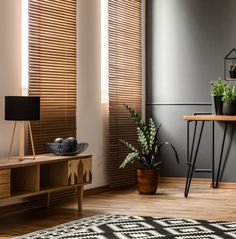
left=157, top=142, right=179, bottom=163
left=148, top=118, right=157, bottom=150
left=137, top=127, right=149, bottom=154
left=119, top=139, right=139, bottom=153
left=119, top=152, right=140, bottom=168
left=153, top=161, right=162, bottom=168
left=123, top=103, right=146, bottom=132
left=210, top=78, right=223, bottom=96
left=153, top=123, right=161, bottom=146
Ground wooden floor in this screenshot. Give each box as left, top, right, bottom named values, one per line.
left=0, top=181, right=236, bottom=238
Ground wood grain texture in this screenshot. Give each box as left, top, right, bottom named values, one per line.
left=0, top=181, right=236, bottom=238
left=40, top=162, right=68, bottom=187
left=11, top=165, right=39, bottom=193
left=0, top=184, right=10, bottom=199
left=0, top=154, right=92, bottom=169
left=0, top=169, right=10, bottom=184
left=183, top=115, right=236, bottom=121
left=68, top=160, right=80, bottom=184
left=0, top=154, right=92, bottom=214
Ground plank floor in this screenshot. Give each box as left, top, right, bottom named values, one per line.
left=0, top=181, right=236, bottom=238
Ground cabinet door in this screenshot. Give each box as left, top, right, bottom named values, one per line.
left=0, top=169, right=10, bottom=198
left=68, top=157, right=92, bottom=185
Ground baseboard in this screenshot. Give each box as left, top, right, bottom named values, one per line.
left=84, top=179, right=236, bottom=195
left=215, top=182, right=236, bottom=189
left=160, top=177, right=236, bottom=189
left=160, top=177, right=211, bottom=184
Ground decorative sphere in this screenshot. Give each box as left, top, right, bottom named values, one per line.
left=67, top=137, right=77, bottom=142
left=54, top=137, right=63, bottom=143
left=61, top=137, right=78, bottom=152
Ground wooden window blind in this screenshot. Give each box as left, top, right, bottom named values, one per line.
left=108, top=0, right=143, bottom=187
left=28, top=0, right=77, bottom=154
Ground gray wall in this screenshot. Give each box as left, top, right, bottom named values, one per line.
left=146, top=0, right=236, bottom=181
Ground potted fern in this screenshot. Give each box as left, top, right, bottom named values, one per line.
left=119, top=104, right=179, bottom=194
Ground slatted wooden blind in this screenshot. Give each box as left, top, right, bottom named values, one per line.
left=28, top=0, right=77, bottom=153
left=108, top=0, right=143, bottom=187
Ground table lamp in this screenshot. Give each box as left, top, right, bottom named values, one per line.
left=5, top=96, right=40, bottom=160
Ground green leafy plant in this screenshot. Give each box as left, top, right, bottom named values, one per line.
left=232, top=85, right=236, bottom=98
left=119, top=104, right=179, bottom=169
left=222, top=83, right=236, bottom=103
left=210, top=78, right=224, bottom=97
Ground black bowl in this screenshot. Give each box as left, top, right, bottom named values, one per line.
left=46, top=142, right=89, bottom=156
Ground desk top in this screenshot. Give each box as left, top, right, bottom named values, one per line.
left=183, top=115, right=236, bottom=121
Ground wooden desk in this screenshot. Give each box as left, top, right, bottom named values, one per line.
left=183, top=114, right=236, bottom=197
left=0, top=153, right=92, bottom=211
left=183, top=115, right=236, bottom=121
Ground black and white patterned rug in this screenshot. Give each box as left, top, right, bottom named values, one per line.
left=15, top=214, right=236, bottom=239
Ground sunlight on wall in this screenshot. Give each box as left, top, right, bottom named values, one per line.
left=21, top=0, right=29, bottom=95
left=101, top=0, right=108, bottom=104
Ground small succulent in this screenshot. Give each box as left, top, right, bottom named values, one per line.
left=229, top=63, right=236, bottom=71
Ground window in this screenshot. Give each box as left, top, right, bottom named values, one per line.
left=28, top=0, right=77, bottom=153
left=101, top=0, right=109, bottom=104
left=108, top=0, right=143, bottom=187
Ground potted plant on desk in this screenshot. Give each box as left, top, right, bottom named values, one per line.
left=222, top=83, right=236, bottom=115
left=119, top=104, right=179, bottom=194
left=210, top=78, right=224, bottom=115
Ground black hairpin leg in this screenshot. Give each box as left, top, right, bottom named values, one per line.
left=212, top=121, right=215, bottom=188
left=212, top=122, right=228, bottom=188
left=185, top=121, right=191, bottom=197
left=185, top=120, right=205, bottom=197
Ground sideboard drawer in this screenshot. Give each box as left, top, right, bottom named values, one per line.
left=0, top=169, right=10, bottom=184
left=68, top=157, right=92, bottom=185
left=0, top=184, right=10, bottom=199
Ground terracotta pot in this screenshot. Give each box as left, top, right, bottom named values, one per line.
left=136, top=168, right=160, bottom=194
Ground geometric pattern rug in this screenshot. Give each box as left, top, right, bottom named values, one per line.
left=14, top=214, right=236, bottom=239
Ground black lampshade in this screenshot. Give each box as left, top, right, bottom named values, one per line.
left=5, top=96, right=40, bottom=121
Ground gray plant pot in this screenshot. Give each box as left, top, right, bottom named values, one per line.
left=212, top=96, right=223, bottom=115
left=222, top=103, right=236, bottom=115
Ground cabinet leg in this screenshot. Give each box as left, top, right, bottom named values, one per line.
left=77, top=186, right=84, bottom=211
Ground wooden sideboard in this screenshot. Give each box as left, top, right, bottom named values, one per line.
left=0, top=153, right=92, bottom=211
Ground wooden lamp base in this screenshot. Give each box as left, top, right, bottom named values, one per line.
left=8, top=121, right=36, bottom=160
